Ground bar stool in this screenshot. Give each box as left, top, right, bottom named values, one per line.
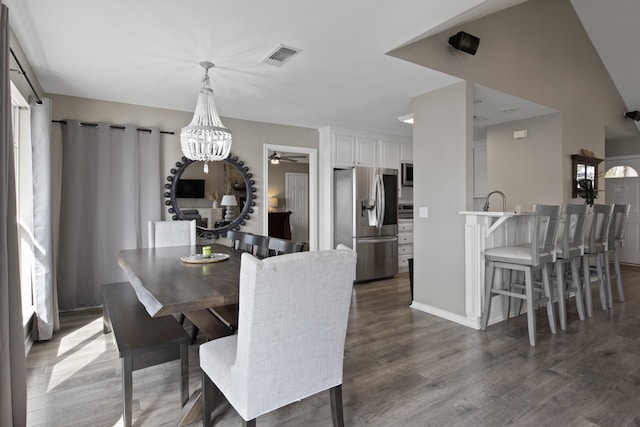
left=480, top=204, right=560, bottom=347
left=581, top=203, right=613, bottom=317
left=553, top=204, right=588, bottom=330
left=603, top=203, right=630, bottom=306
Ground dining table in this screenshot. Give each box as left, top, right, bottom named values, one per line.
left=117, top=242, right=242, bottom=426
left=117, top=243, right=242, bottom=318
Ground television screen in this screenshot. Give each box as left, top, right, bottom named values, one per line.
left=176, top=179, right=205, bottom=198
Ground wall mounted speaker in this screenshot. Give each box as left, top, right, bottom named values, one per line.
left=625, top=110, right=640, bottom=121
left=448, top=31, right=480, bottom=55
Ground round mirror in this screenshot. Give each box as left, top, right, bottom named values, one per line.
left=164, top=155, right=256, bottom=236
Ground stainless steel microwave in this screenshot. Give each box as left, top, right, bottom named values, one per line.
left=401, top=162, right=413, bottom=187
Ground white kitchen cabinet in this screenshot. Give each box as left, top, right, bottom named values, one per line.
left=379, top=140, right=400, bottom=170
left=398, top=219, right=413, bottom=273
left=400, top=143, right=413, bottom=162
left=332, top=133, right=377, bottom=167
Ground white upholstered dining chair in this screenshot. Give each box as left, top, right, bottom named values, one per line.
left=148, top=220, right=196, bottom=248
left=200, top=245, right=357, bottom=426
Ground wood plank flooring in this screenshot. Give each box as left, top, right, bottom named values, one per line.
left=27, top=270, right=640, bottom=426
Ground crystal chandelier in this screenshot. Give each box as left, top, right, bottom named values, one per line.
left=180, top=61, right=232, bottom=173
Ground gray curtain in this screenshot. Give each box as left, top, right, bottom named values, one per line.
left=30, top=96, right=59, bottom=340
left=57, top=121, right=161, bottom=310
left=0, top=3, right=27, bottom=426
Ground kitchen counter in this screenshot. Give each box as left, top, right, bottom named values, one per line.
left=458, top=211, right=537, bottom=329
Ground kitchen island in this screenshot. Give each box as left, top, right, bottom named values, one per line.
left=459, top=210, right=537, bottom=329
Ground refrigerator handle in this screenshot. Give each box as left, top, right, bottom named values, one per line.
left=377, top=173, right=385, bottom=228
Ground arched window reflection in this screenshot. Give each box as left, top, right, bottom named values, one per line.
left=605, top=166, right=639, bottom=178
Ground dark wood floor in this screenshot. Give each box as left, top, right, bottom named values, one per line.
left=27, top=270, right=640, bottom=426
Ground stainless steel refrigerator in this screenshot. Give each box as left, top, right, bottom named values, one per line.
left=334, top=166, right=398, bottom=282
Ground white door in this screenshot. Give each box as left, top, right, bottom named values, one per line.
left=286, top=172, right=309, bottom=243
left=605, top=176, right=640, bottom=264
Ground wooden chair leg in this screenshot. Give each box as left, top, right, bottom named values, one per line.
left=582, top=255, right=593, bottom=318
left=613, top=248, right=625, bottom=302
left=541, top=264, right=556, bottom=334
left=570, top=258, right=586, bottom=321
left=555, top=261, right=567, bottom=331
left=244, top=419, right=256, bottom=427
left=330, top=385, right=345, bottom=427
left=524, top=267, right=537, bottom=347
left=603, top=251, right=614, bottom=309
left=480, top=261, right=496, bottom=330
left=595, top=253, right=608, bottom=311
left=202, top=370, right=215, bottom=427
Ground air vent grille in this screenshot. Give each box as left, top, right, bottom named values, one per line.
left=262, top=45, right=301, bottom=66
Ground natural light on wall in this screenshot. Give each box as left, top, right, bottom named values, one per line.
left=605, top=166, right=639, bottom=178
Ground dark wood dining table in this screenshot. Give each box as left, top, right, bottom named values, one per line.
left=118, top=243, right=242, bottom=426
left=117, top=243, right=242, bottom=318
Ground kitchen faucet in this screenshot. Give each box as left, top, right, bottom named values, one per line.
left=483, top=190, right=506, bottom=212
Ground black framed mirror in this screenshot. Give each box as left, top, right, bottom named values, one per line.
left=164, top=155, right=256, bottom=236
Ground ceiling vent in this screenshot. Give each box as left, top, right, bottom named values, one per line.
left=262, top=44, right=302, bottom=66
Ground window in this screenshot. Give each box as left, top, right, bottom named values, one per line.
left=11, top=82, right=35, bottom=328
left=605, top=166, right=639, bottom=178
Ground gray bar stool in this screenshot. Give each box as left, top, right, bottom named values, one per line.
left=480, top=204, right=561, bottom=346
left=581, top=204, right=613, bottom=317
left=553, top=204, right=588, bottom=330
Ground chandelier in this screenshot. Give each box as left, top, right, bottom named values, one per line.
left=180, top=61, right=232, bottom=173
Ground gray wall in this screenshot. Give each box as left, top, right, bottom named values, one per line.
left=487, top=113, right=562, bottom=211
left=412, top=81, right=471, bottom=315
left=606, top=137, right=640, bottom=158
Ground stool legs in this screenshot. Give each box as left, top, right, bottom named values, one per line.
left=613, top=248, right=625, bottom=302
left=582, top=254, right=593, bottom=318
left=570, top=258, right=586, bottom=321
left=555, top=261, right=567, bottom=331
left=480, top=261, right=496, bottom=330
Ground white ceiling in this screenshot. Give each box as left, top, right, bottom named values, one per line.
left=4, top=0, right=639, bottom=138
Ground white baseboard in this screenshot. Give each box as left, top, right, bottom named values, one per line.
left=410, top=301, right=480, bottom=330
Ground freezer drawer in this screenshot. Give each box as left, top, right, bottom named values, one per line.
left=355, top=236, right=398, bottom=282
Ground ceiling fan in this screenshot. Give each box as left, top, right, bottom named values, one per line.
left=269, top=151, right=306, bottom=164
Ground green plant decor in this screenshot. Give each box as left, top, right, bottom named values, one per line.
left=578, top=179, right=598, bottom=205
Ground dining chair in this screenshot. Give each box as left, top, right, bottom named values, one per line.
left=268, top=236, right=303, bottom=256
left=480, top=204, right=561, bottom=346
left=147, top=220, right=197, bottom=333
left=241, top=233, right=270, bottom=259
left=200, top=245, right=357, bottom=426
left=581, top=203, right=613, bottom=317
left=603, top=203, right=631, bottom=306
left=553, top=204, right=588, bottom=330
left=147, top=220, right=196, bottom=248
left=225, top=230, right=247, bottom=251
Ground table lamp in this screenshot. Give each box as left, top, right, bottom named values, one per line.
left=221, top=194, right=237, bottom=221
left=268, top=197, right=278, bottom=212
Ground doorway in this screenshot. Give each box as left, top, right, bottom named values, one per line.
left=263, top=144, right=317, bottom=250
left=605, top=156, right=640, bottom=265
left=286, top=172, right=309, bottom=243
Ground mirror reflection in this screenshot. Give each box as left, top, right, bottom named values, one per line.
left=165, top=156, right=255, bottom=235
left=175, top=160, right=247, bottom=229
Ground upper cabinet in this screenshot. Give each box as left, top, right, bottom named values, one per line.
left=380, top=140, right=400, bottom=170
left=333, top=133, right=377, bottom=167
left=328, top=127, right=411, bottom=170
left=400, top=143, right=413, bottom=163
